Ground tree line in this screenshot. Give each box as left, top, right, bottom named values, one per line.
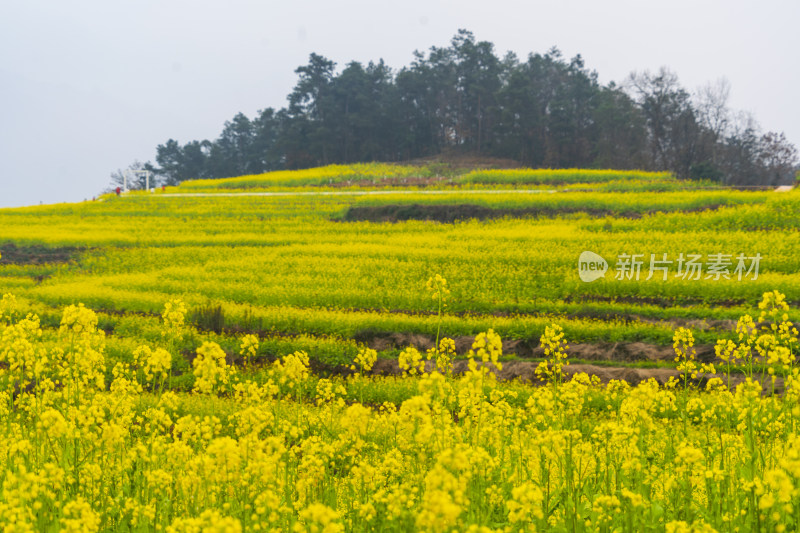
left=114, top=30, right=798, bottom=188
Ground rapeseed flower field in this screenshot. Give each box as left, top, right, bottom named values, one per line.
left=0, top=290, right=799, bottom=531
left=1, top=163, right=799, bottom=531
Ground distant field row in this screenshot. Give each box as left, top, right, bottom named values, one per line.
left=173, top=163, right=715, bottom=192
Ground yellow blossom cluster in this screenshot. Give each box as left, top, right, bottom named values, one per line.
left=0, top=292, right=796, bottom=532
left=192, top=341, right=235, bottom=394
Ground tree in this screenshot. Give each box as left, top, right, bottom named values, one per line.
left=155, top=139, right=211, bottom=185
left=627, top=68, right=703, bottom=177
left=362, top=60, right=404, bottom=162
left=155, top=140, right=184, bottom=185
left=396, top=52, right=442, bottom=158
left=690, top=78, right=732, bottom=180
left=252, top=107, right=284, bottom=171
left=208, top=113, right=257, bottom=178
left=757, top=132, right=799, bottom=185
left=695, top=78, right=731, bottom=143
left=492, top=48, right=603, bottom=168
left=129, top=32, right=797, bottom=187
left=717, top=111, right=762, bottom=185
left=328, top=60, right=402, bottom=163
left=396, top=41, right=467, bottom=155
left=330, top=61, right=373, bottom=162
left=592, top=83, right=648, bottom=169
left=450, top=29, right=502, bottom=153
left=542, top=53, right=599, bottom=168
left=285, top=53, right=337, bottom=166
left=492, top=51, right=551, bottom=166
left=108, top=160, right=159, bottom=191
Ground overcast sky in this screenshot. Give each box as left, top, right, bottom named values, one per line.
left=1, top=0, right=798, bottom=208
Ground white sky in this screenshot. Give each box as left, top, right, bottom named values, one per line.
left=1, top=0, right=798, bottom=208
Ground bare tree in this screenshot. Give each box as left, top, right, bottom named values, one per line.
left=627, top=67, right=701, bottom=178
left=717, top=111, right=762, bottom=185
left=108, top=160, right=158, bottom=192
left=695, top=77, right=731, bottom=141
left=757, top=132, right=799, bottom=185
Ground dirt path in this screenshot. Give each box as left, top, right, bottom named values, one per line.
left=356, top=331, right=715, bottom=363
left=370, top=358, right=783, bottom=393
left=340, top=202, right=733, bottom=223
left=0, top=243, right=83, bottom=265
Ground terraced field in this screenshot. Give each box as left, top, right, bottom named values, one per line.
left=1, top=164, right=799, bottom=531
left=1, top=168, right=797, bottom=370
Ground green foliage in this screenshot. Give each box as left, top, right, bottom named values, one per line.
left=689, top=161, right=724, bottom=182
left=190, top=303, right=225, bottom=334
left=133, top=32, right=796, bottom=189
